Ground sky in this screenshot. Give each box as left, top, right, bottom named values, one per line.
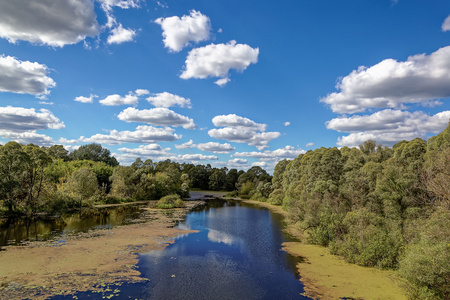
left=0, top=0, right=450, bottom=173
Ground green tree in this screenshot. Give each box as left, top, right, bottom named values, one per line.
left=69, top=143, right=119, bottom=166
left=0, top=142, right=28, bottom=213
left=67, top=167, right=98, bottom=208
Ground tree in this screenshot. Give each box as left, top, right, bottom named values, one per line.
left=69, top=143, right=119, bottom=166
left=0, top=142, right=28, bottom=212
left=67, top=167, right=98, bottom=208
left=23, top=144, right=52, bottom=213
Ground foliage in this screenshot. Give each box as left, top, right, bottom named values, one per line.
left=156, top=194, right=186, bottom=209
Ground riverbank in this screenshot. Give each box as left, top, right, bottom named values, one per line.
left=239, top=199, right=408, bottom=300
left=0, top=201, right=204, bottom=300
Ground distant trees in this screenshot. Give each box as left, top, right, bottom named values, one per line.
left=69, top=143, right=119, bottom=166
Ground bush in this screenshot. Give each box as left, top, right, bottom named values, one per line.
left=268, top=189, right=284, bottom=205
left=156, top=194, right=185, bottom=209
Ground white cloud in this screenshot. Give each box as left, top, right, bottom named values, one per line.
left=175, top=139, right=194, bottom=149
left=326, top=109, right=450, bottom=147
left=233, top=146, right=305, bottom=160
left=99, top=93, right=139, bottom=106
left=0, top=131, right=55, bottom=146
left=0, top=0, right=99, bottom=47
left=196, top=142, right=235, bottom=153
left=135, top=89, right=150, bottom=96
left=0, top=55, right=56, bottom=97
left=284, top=121, right=291, bottom=126
left=215, top=78, right=230, bottom=87
left=117, top=107, right=196, bottom=129
left=147, top=92, right=192, bottom=108
left=107, top=24, right=137, bottom=44
left=321, top=45, right=450, bottom=113
left=209, top=114, right=279, bottom=150
left=180, top=40, right=259, bottom=86
left=306, top=142, right=314, bottom=147
left=177, top=154, right=218, bottom=161
left=81, top=125, right=181, bottom=145
left=155, top=10, right=211, bottom=52
left=98, top=0, right=140, bottom=9
left=0, top=106, right=64, bottom=132
left=227, top=158, right=248, bottom=168
left=212, top=114, right=266, bottom=131
left=252, top=161, right=267, bottom=168
left=58, top=138, right=78, bottom=144
left=0, top=106, right=64, bottom=146
left=74, top=94, right=97, bottom=103
left=208, top=128, right=280, bottom=150
left=118, top=144, right=171, bottom=156
left=442, top=15, right=450, bottom=32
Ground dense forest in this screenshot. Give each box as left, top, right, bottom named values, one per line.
left=255, top=123, right=448, bottom=300
left=0, top=142, right=271, bottom=215
left=0, top=124, right=448, bottom=299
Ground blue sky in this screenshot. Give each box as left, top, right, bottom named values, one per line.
left=1, top=0, right=449, bottom=172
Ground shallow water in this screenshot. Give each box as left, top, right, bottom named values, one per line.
left=51, top=199, right=311, bottom=299
left=0, top=206, right=144, bottom=247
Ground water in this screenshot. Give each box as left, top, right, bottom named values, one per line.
left=51, top=199, right=311, bottom=299
left=0, top=205, right=144, bottom=247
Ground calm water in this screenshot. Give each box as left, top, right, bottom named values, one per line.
left=0, top=206, right=144, bottom=247
left=52, top=199, right=311, bottom=300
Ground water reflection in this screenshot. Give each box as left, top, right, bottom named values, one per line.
left=135, top=199, right=311, bottom=300
left=0, top=206, right=144, bottom=247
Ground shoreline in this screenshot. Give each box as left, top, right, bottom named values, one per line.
left=0, top=201, right=204, bottom=300
left=239, top=199, right=407, bottom=300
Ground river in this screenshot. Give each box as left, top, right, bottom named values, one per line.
left=1, top=198, right=312, bottom=299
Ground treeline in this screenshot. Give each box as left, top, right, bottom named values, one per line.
left=0, top=142, right=257, bottom=216
left=263, top=123, right=449, bottom=299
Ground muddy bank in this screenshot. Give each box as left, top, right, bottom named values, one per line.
left=0, top=201, right=204, bottom=300
left=240, top=200, right=407, bottom=300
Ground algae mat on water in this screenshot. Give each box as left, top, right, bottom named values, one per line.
left=0, top=204, right=200, bottom=300
left=241, top=200, right=407, bottom=300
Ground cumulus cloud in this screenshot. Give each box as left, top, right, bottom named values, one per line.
left=0, top=106, right=64, bottom=132
left=147, top=92, right=192, bottom=108
left=135, top=89, right=150, bottom=96
left=0, top=106, right=64, bottom=146
left=0, top=0, right=99, bottom=47
left=0, top=55, right=56, bottom=97
left=175, top=139, right=195, bottom=149
left=442, top=15, right=450, bottom=32
left=117, top=107, right=196, bottom=129
left=98, top=0, right=140, bottom=9
left=118, top=144, right=171, bottom=156
left=196, top=142, right=235, bottom=153
left=326, top=109, right=450, bottom=147
left=212, top=114, right=266, bottom=131
left=107, top=24, right=137, bottom=44
left=180, top=41, right=259, bottom=86
left=233, top=146, right=305, bottom=160
left=209, top=114, right=280, bottom=150
left=99, top=93, right=139, bottom=106
left=227, top=158, right=248, bottom=168
left=284, top=122, right=291, bottom=126
left=321, top=45, right=450, bottom=113
left=81, top=125, right=181, bottom=145
left=306, top=142, right=314, bottom=147
left=74, top=94, right=97, bottom=103
left=177, top=154, right=218, bottom=161
left=155, top=10, right=211, bottom=52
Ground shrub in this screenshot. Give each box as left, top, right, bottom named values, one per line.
left=156, top=194, right=185, bottom=209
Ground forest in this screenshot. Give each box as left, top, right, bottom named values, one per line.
left=0, top=124, right=448, bottom=299
left=0, top=142, right=271, bottom=215
left=261, top=123, right=449, bottom=300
